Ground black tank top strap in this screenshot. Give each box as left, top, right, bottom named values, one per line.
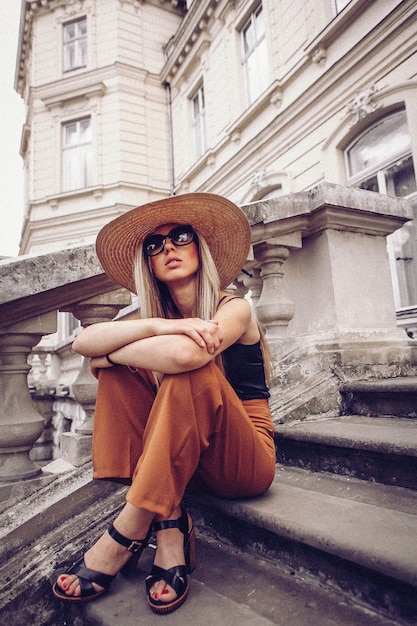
left=217, top=295, right=244, bottom=310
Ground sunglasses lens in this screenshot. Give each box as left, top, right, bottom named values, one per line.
left=144, top=225, right=195, bottom=256
left=171, top=226, right=194, bottom=246
left=145, top=234, right=165, bottom=256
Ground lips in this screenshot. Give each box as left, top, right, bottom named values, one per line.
left=165, top=256, right=182, bottom=267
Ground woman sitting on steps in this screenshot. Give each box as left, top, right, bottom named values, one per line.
left=52, top=192, right=276, bottom=615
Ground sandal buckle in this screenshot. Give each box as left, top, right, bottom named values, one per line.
left=127, top=540, right=143, bottom=553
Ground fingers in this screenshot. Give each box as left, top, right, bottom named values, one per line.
left=192, top=319, right=220, bottom=354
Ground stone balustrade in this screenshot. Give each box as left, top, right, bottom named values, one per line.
left=1, top=183, right=416, bottom=483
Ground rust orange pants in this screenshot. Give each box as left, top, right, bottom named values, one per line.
left=92, top=361, right=276, bottom=517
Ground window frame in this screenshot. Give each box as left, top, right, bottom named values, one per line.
left=344, top=109, right=416, bottom=199
left=240, top=3, right=269, bottom=106
left=63, top=17, right=88, bottom=73
left=191, top=83, right=206, bottom=161
left=62, top=117, right=93, bottom=192
left=344, top=109, right=417, bottom=309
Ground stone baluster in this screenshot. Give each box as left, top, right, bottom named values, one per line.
left=60, top=289, right=131, bottom=466
left=0, top=312, right=57, bottom=482
left=253, top=241, right=295, bottom=346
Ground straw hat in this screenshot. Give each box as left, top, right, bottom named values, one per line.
left=96, top=193, right=251, bottom=293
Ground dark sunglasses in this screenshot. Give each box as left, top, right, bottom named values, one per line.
left=144, top=224, right=196, bottom=257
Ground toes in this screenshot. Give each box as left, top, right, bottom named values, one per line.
left=150, top=581, right=175, bottom=603
left=57, top=574, right=81, bottom=597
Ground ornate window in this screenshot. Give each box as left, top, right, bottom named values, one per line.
left=192, top=84, right=206, bottom=160
left=346, top=110, right=416, bottom=198
left=62, top=118, right=92, bottom=191
left=346, top=109, right=417, bottom=308
left=63, top=17, right=87, bottom=72
left=241, top=4, right=269, bottom=105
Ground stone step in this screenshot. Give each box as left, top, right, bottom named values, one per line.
left=1, top=464, right=416, bottom=625
left=275, top=415, right=417, bottom=489
left=340, top=376, right=417, bottom=418
left=78, top=533, right=401, bottom=626
left=184, top=467, right=417, bottom=625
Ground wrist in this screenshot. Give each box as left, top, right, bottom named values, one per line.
left=105, top=353, right=117, bottom=366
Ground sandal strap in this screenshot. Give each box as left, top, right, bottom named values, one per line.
left=108, top=523, right=151, bottom=553
left=153, top=519, right=180, bottom=532
left=146, top=564, right=187, bottom=596
left=153, top=506, right=188, bottom=536
left=71, top=558, right=115, bottom=592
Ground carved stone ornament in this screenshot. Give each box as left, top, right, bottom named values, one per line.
left=311, top=46, right=327, bottom=66
left=345, top=84, right=380, bottom=126
left=64, top=0, right=85, bottom=15
left=251, top=169, right=268, bottom=190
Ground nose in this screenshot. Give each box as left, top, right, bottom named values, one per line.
left=163, top=236, right=175, bottom=252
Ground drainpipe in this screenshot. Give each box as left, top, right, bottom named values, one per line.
left=165, top=81, right=175, bottom=196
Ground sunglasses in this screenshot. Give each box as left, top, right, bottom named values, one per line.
left=144, top=224, right=196, bottom=257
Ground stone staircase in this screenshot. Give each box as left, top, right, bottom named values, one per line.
left=1, top=378, right=416, bottom=625
left=181, top=377, right=417, bottom=625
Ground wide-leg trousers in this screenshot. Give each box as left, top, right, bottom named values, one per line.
left=92, top=361, right=276, bottom=518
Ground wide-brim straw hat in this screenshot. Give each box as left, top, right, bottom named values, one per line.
left=96, top=192, right=251, bottom=293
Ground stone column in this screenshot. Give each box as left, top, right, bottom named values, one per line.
left=60, top=289, right=131, bottom=466
left=0, top=312, right=57, bottom=481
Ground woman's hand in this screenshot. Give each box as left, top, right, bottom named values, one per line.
left=153, top=318, right=221, bottom=354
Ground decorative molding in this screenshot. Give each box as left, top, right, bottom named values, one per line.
left=41, top=82, right=106, bottom=108
left=64, top=0, right=85, bottom=15
left=270, top=87, right=283, bottom=108
left=311, top=45, right=327, bottom=66
left=345, top=84, right=380, bottom=126
left=250, top=169, right=268, bottom=190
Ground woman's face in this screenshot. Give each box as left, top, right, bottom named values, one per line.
left=147, top=223, right=199, bottom=286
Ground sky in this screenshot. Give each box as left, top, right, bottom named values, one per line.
left=0, top=3, right=25, bottom=257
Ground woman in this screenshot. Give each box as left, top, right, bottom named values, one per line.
left=52, top=193, right=276, bottom=615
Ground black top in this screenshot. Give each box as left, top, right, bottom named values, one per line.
left=222, top=341, right=270, bottom=400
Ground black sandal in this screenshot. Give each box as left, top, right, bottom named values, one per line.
left=146, top=506, right=196, bottom=615
left=52, top=523, right=152, bottom=603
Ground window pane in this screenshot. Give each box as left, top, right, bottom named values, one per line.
left=243, top=21, right=254, bottom=54
left=63, top=118, right=92, bottom=191
left=388, top=156, right=417, bottom=197
left=358, top=176, right=379, bottom=193
left=348, top=110, right=411, bottom=177
left=346, top=110, right=417, bottom=309
left=254, top=5, right=265, bottom=37
left=192, top=86, right=206, bottom=160
left=63, top=18, right=87, bottom=71
left=242, top=4, right=269, bottom=105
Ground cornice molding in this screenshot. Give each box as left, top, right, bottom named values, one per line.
left=41, top=81, right=106, bottom=108
left=161, top=0, right=221, bottom=83
left=15, top=0, right=186, bottom=96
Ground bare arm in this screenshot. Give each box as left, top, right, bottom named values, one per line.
left=91, top=297, right=255, bottom=375
left=73, top=317, right=221, bottom=358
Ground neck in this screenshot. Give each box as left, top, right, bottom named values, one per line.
left=168, top=281, right=198, bottom=318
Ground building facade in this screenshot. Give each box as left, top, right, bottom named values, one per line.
left=15, top=0, right=417, bottom=314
